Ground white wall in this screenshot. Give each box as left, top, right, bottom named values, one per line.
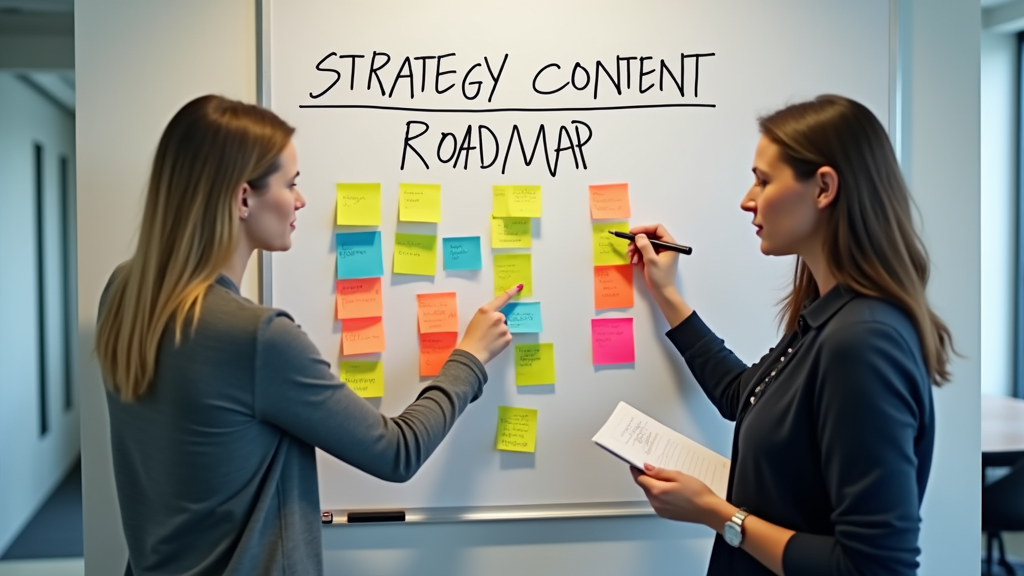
left=0, top=73, right=80, bottom=555
left=980, top=30, right=1018, bottom=398
left=76, top=1, right=981, bottom=575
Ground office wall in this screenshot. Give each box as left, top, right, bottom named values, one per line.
left=0, top=74, right=80, bottom=555
left=980, top=30, right=1018, bottom=398
left=76, top=2, right=981, bottom=575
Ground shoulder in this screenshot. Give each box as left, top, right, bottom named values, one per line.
left=820, top=296, right=922, bottom=362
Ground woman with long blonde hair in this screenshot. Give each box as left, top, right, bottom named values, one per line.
left=626, top=95, right=952, bottom=576
left=96, top=95, right=520, bottom=576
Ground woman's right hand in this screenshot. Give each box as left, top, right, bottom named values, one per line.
left=456, top=284, right=522, bottom=365
left=628, top=223, right=681, bottom=298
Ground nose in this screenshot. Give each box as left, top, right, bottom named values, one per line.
left=295, top=188, right=307, bottom=211
left=740, top=186, right=757, bottom=214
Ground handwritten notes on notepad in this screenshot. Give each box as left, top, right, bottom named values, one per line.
left=491, top=217, right=531, bottom=248
left=337, top=231, right=384, bottom=280
left=341, top=317, right=385, bottom=355
left=399, top=183, right=442, bottom=223
left=419, top=332, right=457, bottom=377
left=442, top=237, right=482, bottom=271
left=594, top=265, right=633, bottom=310
left=339, top=361, right=384, bottom=398
left=592, top=402, right=731, bottom=499
left=589, top=183, right=630, bottom=219
left=417, top=292, right=458, bottom=333
left=492, top=185, right=541, bottom=217
left=493, top=253, right=532, bottom=298
left=336, top=183, right=381, bottom=226
left=515, top=343, right=555, bottom=386
left=501, top=302, right=542, bottom=333
left=496, top=406, right=537, bottom=452
left=592, top=317, right=634, bottom=365
left=335, top=278, right=383, bottom=320
left=592, top=222, right=630, bottom=266
left=394, top=233, right=437, bottom=276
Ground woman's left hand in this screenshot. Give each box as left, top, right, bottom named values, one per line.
left=631, top=463, right=726, bottom=526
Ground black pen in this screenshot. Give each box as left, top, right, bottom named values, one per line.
left=608, top=230, right=692, bottom=255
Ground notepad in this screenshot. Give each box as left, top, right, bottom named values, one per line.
left=592, top=402, right=731, bottom=499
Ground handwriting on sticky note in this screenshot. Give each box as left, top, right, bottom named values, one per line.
left=399, top=183, right=442, bottom=223
left=506, top=185, right=542, bottom=217
left=496, top=406, right=537, bottom=452
left=335, top=278, right=383, bottom=320
left=442, top=236, right=482, bottom=271
left=339, top=361, right=384, bottom=398
left=394, top=233, right=437, bottom=276
left=336, top=183, right=381, bottom=226
left=591, top=317, right=634, bottom=365
left=589, top=183, right=630, bottom=219
left=419, top=332, right=457, bottom=377
left=417, top=292, right=458, bottom=333
left=515, top=343, right=555, bottom=386
left=492, top=186, right=509, bottom=217
left=491, top=217, right=531, bottom=248
left=594, top=265, right=634, bottom=310
left=592, top=222, right=630, bottom=266
left=337, top=231, right=384, bottom=279
left=341, top=317, right=385, bottom=355
left=501, top=302, right=542, bottom=333
left=493, top=253, right=532, bottom=299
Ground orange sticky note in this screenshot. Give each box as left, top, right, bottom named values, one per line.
left=335, top=278, right=383, bottom=320
left=594, top=265, right=634, bottom=310
left=341, top=317, right=385, bottom=355
left=420, top=332, right=457, bottom=376
left=417, top=292, right=458, bottom=333
left=589, top=183, right=631, bottom=219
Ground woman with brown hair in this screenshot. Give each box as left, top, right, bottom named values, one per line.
left=627, top=95, right=953, bottom=576
left=95, top=94, right=521, bottom=575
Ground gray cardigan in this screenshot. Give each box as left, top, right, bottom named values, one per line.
left=101, top=272, right=487, bottom=576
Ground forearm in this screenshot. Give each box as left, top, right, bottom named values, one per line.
left=702, top=498, right=794, bottom=576
left=653, top=287, right=694, bottom=327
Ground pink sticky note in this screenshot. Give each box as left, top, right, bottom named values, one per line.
left=591, top=317, right=635, bottom=365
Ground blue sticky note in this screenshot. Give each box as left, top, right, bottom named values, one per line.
left=337, top=231, right=384, bottom=279
left=502, top=302, right=542, bottom=333
left=442, top=236, right=482, bottom=271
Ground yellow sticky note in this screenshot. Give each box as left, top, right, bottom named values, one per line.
left=491, top=217, right=531, bottom=248
left=492, top=186, right=510, bottom=217
left=399, top=183, right=441, bottom=223
left=507, top=185, right=542, bottom=217
left=339, top=361, right=384, bottom=398
left=336, top=183, right=381, bottom=226
left=514, top=343, right=555, bottom=386
left=394, top=233, right=437, bottom=276
left=496, top=406, right=537, bottom=452
left=593, top=222, right=630, bottom=266
left=493, top=253, right=532, bottom=299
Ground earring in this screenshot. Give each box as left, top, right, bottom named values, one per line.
left=241, top=211, right=249, bottom=220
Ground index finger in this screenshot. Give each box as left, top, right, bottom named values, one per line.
left=486, top=284, right=523, bottom=311
left=629, top=223, right=675, bottom=243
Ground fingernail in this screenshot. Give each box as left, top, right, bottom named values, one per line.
left=643, top=463, right=654, bottom=471
left=516, top=283, right=524, bottom=292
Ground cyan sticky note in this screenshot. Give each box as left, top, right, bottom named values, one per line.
left=442, top=236, right=482, bottom=271
left=502, top=302, right=542, bottom=333
left=337, top=231, right=384, bottom=279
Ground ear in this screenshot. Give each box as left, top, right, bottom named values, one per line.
left=236, top=182, right=252, bottom=220
left=815, top=166, right=838, bottom=210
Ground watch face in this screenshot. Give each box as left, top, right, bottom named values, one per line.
left=723, top=522, right=742, bottom=547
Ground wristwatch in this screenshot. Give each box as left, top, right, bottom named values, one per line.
left=723, top=508, right=749, bottom=547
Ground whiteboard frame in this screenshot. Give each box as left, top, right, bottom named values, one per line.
left=255, top=0, right=904, bottom=525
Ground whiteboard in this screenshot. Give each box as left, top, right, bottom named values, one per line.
left=263, top=0, right=893, bottom=515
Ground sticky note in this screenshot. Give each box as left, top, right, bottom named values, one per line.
left=394, top=233, right=437, bottom=276
left=337, top=231, right=384, bottom=279
left=589, top=183, right=631, bottom=219
left=341, top=317, right=385, bottom=355
left=515, top=343, right=555, bottom=386
left=495, top=406, right=537, bottom=453
left=419, top=332, right=457, bottom=377
left=591, top=317, right=635, bottom=365
left=594, top=265, right=634, bottom=310
left=442, top=236, right=482, bottom=271
left=493, top=185, right=541, bottom=217
left=336, top=183, right=381, bottom=226
left=493, top=253, right=532, bottom=299
left=335, top=278, right=383, bottom=320
left=592, top=222, right=630, bottom=266
left=417, top=292, right=458, bottom=333
left=501, top=302, right=542, bottom=333
left=399, top=183, right=442, bottom=223
left=339, top=361, right=384, bottom=398
left=491, top=217, right=532, bottom=248
left=492, top=186, right=510, bottom=217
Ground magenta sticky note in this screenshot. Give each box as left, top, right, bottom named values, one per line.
left=591, top=317, right=635, bottom=365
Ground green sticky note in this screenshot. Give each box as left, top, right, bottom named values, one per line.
left=399, top=183, right=441, bottom=223
left=507, top=185, right=542, bottom=217
left=336, top=183, right=381, bottom=226
left=493, top=253, right=532, bottom=299
left=394, top=233, right=437, bottom=276
left=339, top=361, right=384, bottom=398
left=496, top=405, right=537, bottom=452
left=491, top=217, right=531, bottom=248
left=593, top=221, right=630, bottom=266
left=514, top=343, right=555, bottom=386
left=492, top=185, right=510, bottom=217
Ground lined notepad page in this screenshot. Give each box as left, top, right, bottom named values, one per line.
left=592, top=402, right=731, bottom=499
